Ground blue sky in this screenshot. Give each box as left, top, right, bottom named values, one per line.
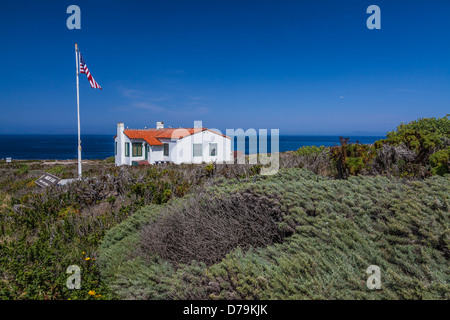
left=0, top=0, right=449, bottom=135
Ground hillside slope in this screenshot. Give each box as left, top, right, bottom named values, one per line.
left=98, top=168, right=449, bottom=299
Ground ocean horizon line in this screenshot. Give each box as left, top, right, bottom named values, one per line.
left=0, top=134, right=385, bottom=160
left=0, top=133, right=386, bottom=137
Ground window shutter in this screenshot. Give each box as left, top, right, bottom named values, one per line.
left=125, top=142, right=130, bottom=157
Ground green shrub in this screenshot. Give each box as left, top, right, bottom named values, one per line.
left=205, top=163, right=215, bottom=176
left=383, top=115, right=449, bottom=162
left=345, top=156, right=365, bottom=175
left=387, top=115, right=450, bottom=139
left=430, top=147, right=450, bottom=176
left=330, top=137, right=375, bottom=178
left=295, top=145, right=325, bottom=157
left=46, top=165, right=68, bottom=177
left=105, top=157, right=115, bottom=164
left=15, top=164, right=29, bottom=175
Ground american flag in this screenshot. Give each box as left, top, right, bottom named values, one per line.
left=79, top=52, right=102, bottom=90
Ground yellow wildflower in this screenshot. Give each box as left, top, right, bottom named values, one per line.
left=85, top=257, right=91, bottom=261
left=88, top=290, right=96, bottom=296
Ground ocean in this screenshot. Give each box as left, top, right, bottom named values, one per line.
left=0, top=134, right=385, bottom=160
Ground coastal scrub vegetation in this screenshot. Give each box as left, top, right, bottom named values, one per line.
left=99, top=168, right=449, bottom=299
left=0, top=115, right=449, bottom=300
left=328, top=115, right=450, bottom=179
left=0, top=160, right=275, bottom=299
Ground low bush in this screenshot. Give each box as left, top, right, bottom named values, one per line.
left=15, top=164, right=30, bottom=175
left=429, top=147, right=450, bottom=176
left=295, top=145, right=325, bottom=157
left=375, top=115, right=450, bottom=176
left=46, top=165, right=70, bottom=179
left=105, top=157, right=115, bottom=164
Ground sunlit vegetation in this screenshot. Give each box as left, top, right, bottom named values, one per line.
left=0, top=115, right=448, bottom=299
left=99, top=168, right=449, bottom=299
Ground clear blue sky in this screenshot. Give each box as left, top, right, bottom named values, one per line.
left=0, top=0, right=449, bottom=135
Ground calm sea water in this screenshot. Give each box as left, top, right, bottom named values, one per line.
left=0, top=134, right=385, bottom=160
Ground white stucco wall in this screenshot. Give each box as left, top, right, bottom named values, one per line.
left=171, top=130, right=231, bottom=164
left=115, top=133, right=148, bottom=166
left=150, top=145, right=163, bottom=163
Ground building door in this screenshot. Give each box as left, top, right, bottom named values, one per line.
left=145, top=144, right=149, bottom=160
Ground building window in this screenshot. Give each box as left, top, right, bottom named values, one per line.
left=125, top=142, right=130, bottom=157
left=193, top=143, right=203, bottom=157
left=115, top=142, right=117, bottom=156
left=163, top=143, right=169, bottom=156
left=132, top=143, right=142, bottom=157
left=209, top=143, right=218, bottom=156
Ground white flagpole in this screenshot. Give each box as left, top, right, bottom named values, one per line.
left=75, top=43, right=82, bottom=179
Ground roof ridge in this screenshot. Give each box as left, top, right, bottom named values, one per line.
left=120, top=127, right=229, bottom=145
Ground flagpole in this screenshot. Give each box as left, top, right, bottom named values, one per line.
left=75, top=43, right=82, bottom=179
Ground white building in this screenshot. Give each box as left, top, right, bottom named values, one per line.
left=114, top=121, right=231, bottom=165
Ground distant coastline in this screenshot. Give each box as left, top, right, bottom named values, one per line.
left=0, top=134, right=385, bottom=160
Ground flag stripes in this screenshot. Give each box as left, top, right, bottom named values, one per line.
left=79, top=52, right=102, bottom=90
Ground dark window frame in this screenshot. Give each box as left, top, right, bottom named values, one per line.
left=132, top=142, right=143, bottom=157
left=193, top=143, right=203, bottom=157
left=163, top=143, right=169, bottom=157
left=209, top=143, right=218, bottom=156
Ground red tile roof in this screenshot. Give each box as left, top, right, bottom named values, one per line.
left=114, top=127, right=229, bottom=146
left=123, top=129, right=166, bottom=145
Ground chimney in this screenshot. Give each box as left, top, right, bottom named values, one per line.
left=116, top=122, right=125, bottom=165
left=117, top=122, right=124, bottom=134
left=156, top=121, right=164, bottom=129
